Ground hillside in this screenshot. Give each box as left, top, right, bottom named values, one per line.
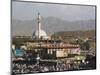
left=51, top=30, right=96, bottom=42
left=12, top=17, right=95, bottom=36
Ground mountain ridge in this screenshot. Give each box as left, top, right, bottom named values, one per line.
left=12, top=17, right=96, bottom=36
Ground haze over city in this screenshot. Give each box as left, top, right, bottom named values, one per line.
left=12, top=1, right=96, bottom=36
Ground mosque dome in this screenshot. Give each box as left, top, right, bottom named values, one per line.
left=34, top=29, right=47, bottom=38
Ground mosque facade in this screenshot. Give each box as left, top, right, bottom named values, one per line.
left=33, top=13, right=50, bottom=39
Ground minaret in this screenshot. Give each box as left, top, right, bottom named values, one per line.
left=33, top=13, right=47, bottom=39
left=38, top=12, right=41, bottom=39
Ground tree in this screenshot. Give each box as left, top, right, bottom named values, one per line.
left=80, top=41, right=90, bottom=50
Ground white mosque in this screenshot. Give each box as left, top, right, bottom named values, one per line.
left=33, top=13, right=50, bottom=39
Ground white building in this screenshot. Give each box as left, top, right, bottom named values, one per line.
left=33, top=13, right=50, bottom=39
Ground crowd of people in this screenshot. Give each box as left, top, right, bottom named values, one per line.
left=12, top=55, right=96, bottom=74
left=12, top=60, right=83, bottom=74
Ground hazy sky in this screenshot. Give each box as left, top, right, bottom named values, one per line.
left=12, top=1, right=96, bottom=21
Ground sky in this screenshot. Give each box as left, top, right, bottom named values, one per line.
left=12, top=1, right=96, bottom=21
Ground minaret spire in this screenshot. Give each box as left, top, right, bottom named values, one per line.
left=32, top=13, right=48, bottom=39
left=38, top=12, right=41, bottom=38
